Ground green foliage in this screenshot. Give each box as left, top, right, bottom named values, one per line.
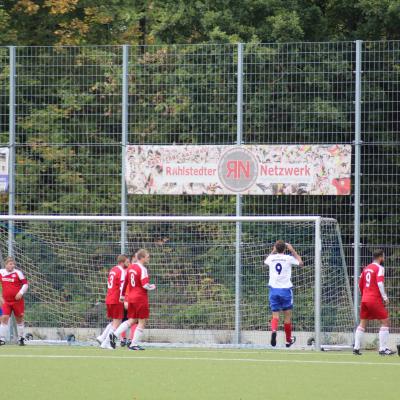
left=0, top=1, right=399, bottom=331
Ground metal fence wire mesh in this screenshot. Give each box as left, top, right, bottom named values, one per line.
left=0, top=42, right=399, bottom=339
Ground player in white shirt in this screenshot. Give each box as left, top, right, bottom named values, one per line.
left=264, top=240, right=303, bottom=348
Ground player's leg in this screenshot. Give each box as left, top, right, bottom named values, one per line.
left=0, top=307, right=3, bottom=344
left=15, top=315, right=25, bottom=346
left=129, top=323, right=137, bottom=342
left=97, top=322, right=113, bottom=344
left=270, top=311, right=279, bottom=347
left=269, top=288, right=280, bottom=347
left=378, top=318, right=394, bottom=355
left=99, top=304, right=117, bottom=345
left=353, top=320, right=367, bottom=355
left=105, top=318, right=123, bottom=349
left=283, top=309, right=295, bottom=348
left=129, top=319, right=146, bottom=350
left=0, top=305, right=11, bottom=345
left=102, top=304, right=124, bottom=349
left=128, top=302, right=149, bottom=350
left=0, top=316, right=9, bottom=345
left=13, top=299, right=26, bottom=346
left=120, top=305, right=129, bottom=347
left=112, top=305, right=136, bottom=347
left=353, top=303, right=369, bottom=355
left=283, top=289, right=295, bottom=348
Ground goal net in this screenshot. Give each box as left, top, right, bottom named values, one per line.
left=0, top=216, right=354, bottom=349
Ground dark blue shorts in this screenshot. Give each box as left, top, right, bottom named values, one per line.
left=269, top=287, right=293, bottom=312
left=0, top=306, right=3, bottom=316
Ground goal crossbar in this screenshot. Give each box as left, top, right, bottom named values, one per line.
left=2, top=215, right=327, bottom=223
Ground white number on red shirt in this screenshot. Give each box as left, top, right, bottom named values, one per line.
left=130, top=272, right=136, bottom=287
left=365, top=272, right=371, bottom=288
left=107, top=274, right=114, bottom=289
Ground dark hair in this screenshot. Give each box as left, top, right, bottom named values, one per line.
left=117, top=254, right=128, bottom=263
left=275, top=240, right=286, bottom=254
left=373, top=249, right=384, bottom=259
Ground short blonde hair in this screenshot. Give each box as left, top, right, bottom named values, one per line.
left=5, top=256, right=15, bottom=265
left=136, top=249, right=149, bottom=260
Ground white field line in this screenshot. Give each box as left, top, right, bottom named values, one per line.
left=0, top=354, right=399, bottom=366
left=6, top=346, right=355, bottom=356
left=154, top=349, right=355, bottom=356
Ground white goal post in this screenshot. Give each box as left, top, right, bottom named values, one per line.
left=0, top=215, right=354, bottom=350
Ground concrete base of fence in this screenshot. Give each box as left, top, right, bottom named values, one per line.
left=21, top=327, right=400, bottom=350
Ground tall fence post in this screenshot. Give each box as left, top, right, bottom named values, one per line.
left=8, top=46, right=16, bottom=257
left=234, top=43, right=244, bottom=345
left=314, top=217, right=322, bottom=351
left=121, top=45, right=129, bottom=255
left=354, top=40, right=363, bottom=324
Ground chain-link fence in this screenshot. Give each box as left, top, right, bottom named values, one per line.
left=0, top=42, right=399, bottom=339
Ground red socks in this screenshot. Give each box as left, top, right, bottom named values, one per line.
left=284, top=323, right=292, bottom=342
left=271, top=318, right=279, bottom=332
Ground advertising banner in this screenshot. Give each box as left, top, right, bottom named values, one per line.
left=126, top=145, right=351, bottom=195
left=0, top=147, right=9, bottom=193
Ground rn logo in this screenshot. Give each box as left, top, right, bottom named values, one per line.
left=218, top=147, right=258, bottom=192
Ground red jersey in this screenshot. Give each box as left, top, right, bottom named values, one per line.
left=105, top=265, right=126, bottom=305
left=122, top=262, right=150, bottom=303
left=359, top=262, right=385, bottom=302
left=0, top=268, right=28, bottom=302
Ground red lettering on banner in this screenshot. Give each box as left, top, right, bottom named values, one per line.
left=226, top=160, right=250, bottom=179
left=260, top=164, right=312, bottom=177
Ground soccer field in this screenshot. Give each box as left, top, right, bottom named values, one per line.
left=0, top=346, right=399, bottom=400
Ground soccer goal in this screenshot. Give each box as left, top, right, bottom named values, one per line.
left=0, top=215, right=354, bottom=350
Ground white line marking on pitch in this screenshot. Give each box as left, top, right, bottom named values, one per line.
left=157, top=349, right=355, bottom=356
left=0, top=354, right=398, bottom=366
left=14, top=346, right=355, bottom=356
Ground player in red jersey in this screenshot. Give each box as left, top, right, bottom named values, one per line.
left=112, top=249, right=156, bottom=350
left=0, top=256, right=29, bottom=346
left=120, top=253, right=138, bottom=348
left=98, top=255, right=129, bottom=349
left=353, top=249, right=395, bottom=356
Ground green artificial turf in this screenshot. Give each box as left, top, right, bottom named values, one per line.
left=0, top=346, right=398, bottom=400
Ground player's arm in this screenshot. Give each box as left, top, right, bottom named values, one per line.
left=358, top=273, right=364, bottom=296
left=119, top=271, right=127, bottom=302
left=143, top=283, right=156, bottom=291
left=286, top=243, right=304, bottom=266
left=141, top=268, right=156, bottom=291
left=15, top=272, right=28, bottom=301
left=377, top=266, right=389, bottom=304
left=120, top=272, right=129, bottom=301
left=0, top=279, right=3, bottom=306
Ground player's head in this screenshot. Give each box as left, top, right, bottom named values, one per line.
left=130, top=249, right=139, bottom=264
left=275, top=240, right=286, bottom=254
left=5, top=256, right=16, bottom=272
left=372, top=249, right=385, bottom=264
left=136, top=249, right=150, bottom=264
left=117, top=254, right=129, bottom=268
